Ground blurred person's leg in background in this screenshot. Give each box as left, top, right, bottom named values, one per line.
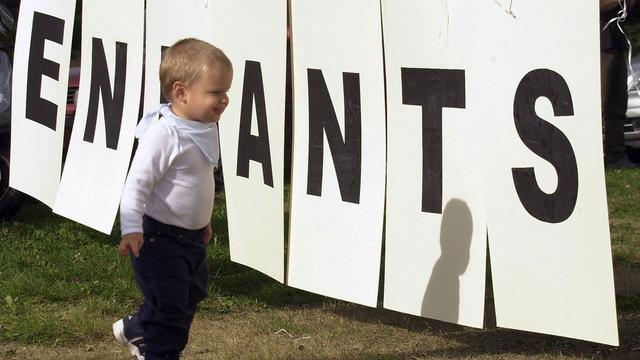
left=600, top=1, right=636, bottom=168
left=601, top=49, right=629, bottom=167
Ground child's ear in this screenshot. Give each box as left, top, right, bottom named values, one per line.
left=171, top=81, right=187, bottom=102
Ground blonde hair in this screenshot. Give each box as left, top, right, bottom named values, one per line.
left=159, top=38, right=232, bottom=101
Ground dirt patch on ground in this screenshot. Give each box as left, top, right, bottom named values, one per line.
left=1, top=307, right=638, bottom=359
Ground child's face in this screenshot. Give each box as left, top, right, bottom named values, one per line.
left=174, top=67, right=233, bottom=123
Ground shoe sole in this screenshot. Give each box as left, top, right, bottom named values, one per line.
left=113, top=319, right=145, bottom=359
left=112, top=319, right=128, bottom=346
left=126, top=341, right=145, bottom=360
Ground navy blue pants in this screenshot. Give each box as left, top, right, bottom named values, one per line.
left=130, top=215, right=209, bottom=360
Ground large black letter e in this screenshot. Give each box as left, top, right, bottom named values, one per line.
left=26, top=12, right=65, bottom=130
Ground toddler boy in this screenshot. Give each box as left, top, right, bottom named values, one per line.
left=113, top=38, right=233, bottom=360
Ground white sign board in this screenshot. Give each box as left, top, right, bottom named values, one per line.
left=482, top=0, right=618, bottom=345
left=53, top=0, right=144, bottom=234
left=287, top=0, right=386, bottom=306
left=382, top=0, right=487, bottom=328
left=9, top=0, right=76, bottom=206
left=214, top=0, right=287, bottom=282
left=144, top=0, right=215, bottom=113
left=7, top=0, right=620, bottom=346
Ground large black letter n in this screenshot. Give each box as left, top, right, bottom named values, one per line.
left=83, top=38, right=127, bottom=150
left=306, top=69, right=362, bottom=204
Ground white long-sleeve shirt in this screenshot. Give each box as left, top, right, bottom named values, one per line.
left=119, top=118, right=217, bottom=235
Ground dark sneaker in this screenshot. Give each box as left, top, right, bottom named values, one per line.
left=113, top=316, right=146, bottom=360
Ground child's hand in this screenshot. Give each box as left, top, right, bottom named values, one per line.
left=119, top=233, right=144, bottom=257
left=204, top=223, right=212, bottom=245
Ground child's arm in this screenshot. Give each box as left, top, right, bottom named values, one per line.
left=119, top=123, right=176, bottom=255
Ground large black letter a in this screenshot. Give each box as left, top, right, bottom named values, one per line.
left=236, top=61, right=274, bottom=187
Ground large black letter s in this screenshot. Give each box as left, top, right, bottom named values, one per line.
left=512, top=69, right=578, bottom=223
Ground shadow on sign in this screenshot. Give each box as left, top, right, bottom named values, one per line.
left=421, top=198, right=473, bottom=323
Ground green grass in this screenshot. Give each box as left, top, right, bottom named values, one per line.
left=605, top=168, right=640, bottom=266
left=0, top=203, right=136, bottom=344
left=0, top=191, right=322, bottom=345
left=0, top=169, right=639, bottom=347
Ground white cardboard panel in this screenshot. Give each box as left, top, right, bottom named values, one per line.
left=382, top=0, right=487, bottom=328
left=10, top=0, right=76, bottom=206
left=144, top=0, right=215, bottom=114
left=53, top=0, right=144, bottom=234
left=287, top=0, right=386, bottom=306
left=213, top=0, right=287, bottom=282
left=483, top=0, right=618, bottom=345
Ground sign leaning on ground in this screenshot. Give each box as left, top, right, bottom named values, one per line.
left=287, top=0, right=387, bottom=308
left=9, top=0, right=618, bottom=346
left=480, top=0, right=617, bottom=346
left=382, top=0, right=488, bottom=330
left=9, top=0, right=76, bottom=207
left=213, top=0, right=287, bottom=284
left=52, top=0, right=144, bottom=233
